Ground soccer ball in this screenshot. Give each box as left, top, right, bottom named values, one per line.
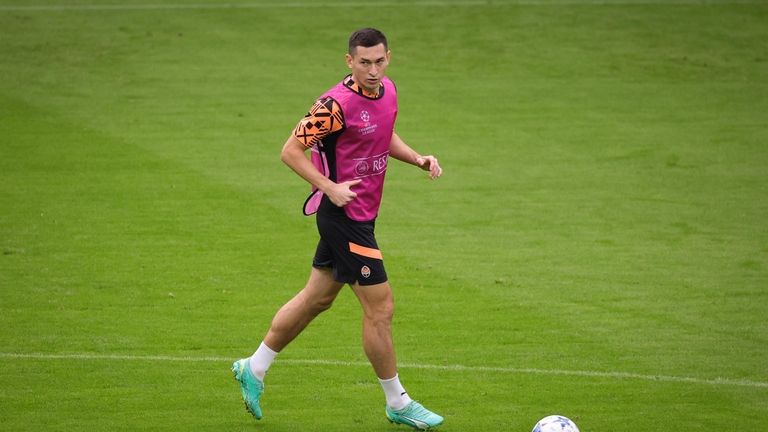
left=532, top=415, right=580, bottom=432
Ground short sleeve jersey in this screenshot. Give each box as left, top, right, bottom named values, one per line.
left=293, top=97, right=345, bottom=149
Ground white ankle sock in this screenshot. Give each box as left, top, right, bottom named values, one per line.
left=379, top=374, right=413, bottom=410
left=249, top=342, right=278, bottom=381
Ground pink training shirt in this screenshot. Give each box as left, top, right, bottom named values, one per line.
left=294, top=75, right=398, bottom=222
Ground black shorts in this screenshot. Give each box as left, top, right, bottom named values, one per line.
left=312, top=197, right=388, bottom=286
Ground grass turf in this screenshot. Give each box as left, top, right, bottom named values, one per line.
left=1, top=0, right=767, bottom=430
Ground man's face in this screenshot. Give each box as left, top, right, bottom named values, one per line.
left=346, top=43, right=391, bottom=94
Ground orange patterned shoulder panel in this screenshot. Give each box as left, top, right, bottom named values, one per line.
left=293, top=97, right=344, bottom=148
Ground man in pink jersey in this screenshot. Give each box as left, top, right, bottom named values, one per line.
left=232, top=28, right=444, bottom=430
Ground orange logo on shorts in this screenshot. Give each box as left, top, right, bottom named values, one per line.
left=361, top=266, right=371, bottom=278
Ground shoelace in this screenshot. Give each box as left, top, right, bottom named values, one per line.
left=401, top=402, right=431, bottom=417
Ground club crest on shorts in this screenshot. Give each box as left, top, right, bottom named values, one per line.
left=361, top=265, right=371, bottom=278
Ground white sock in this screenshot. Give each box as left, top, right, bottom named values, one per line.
left=249, top=341, right=278, bottom=381
left=379, top=374, right=413, bottom=410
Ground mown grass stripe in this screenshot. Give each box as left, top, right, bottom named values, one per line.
left=2, top=352, right=765, bottom=389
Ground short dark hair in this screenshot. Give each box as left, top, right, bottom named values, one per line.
left=348, top=28, right=388, bottom=55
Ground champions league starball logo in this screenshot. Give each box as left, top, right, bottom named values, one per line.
left=358, top=110, right=378, bottom=136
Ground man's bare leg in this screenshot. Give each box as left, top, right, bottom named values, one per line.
left=351, top=281, right=397, bottom=379
left=351, top=281, right=444, bottom=429
left=264, top=266, right=344, bottom=352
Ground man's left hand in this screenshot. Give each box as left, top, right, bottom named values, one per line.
left=416, top=155, right=443, bottom=180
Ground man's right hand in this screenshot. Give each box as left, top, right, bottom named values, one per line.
left=324, top=179, right=362, bottom=207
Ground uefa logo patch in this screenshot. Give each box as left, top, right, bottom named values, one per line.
left=361, top=265, right=371, bottom=278
left=355, top=160, right=370, bottom=176
left=360, top=110, right=370, bottom=123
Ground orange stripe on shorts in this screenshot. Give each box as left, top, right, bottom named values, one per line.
left=348, top=242, right=383, bottom=260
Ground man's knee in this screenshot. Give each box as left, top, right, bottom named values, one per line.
left=307, top=294, right=336, bottom=314
left=365, top=296, right=394, bottom=325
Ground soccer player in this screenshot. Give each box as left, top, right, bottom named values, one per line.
left=232, top=28, right=444, bottom=430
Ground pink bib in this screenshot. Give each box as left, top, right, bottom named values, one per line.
left=304, top=76, right=398, bottom=222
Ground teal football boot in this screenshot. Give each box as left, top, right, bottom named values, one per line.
left=386, top=401, right=444, bottom=430
left=231, top=358, right=264, bottom=419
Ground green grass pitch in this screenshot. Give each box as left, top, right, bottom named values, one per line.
left=1, top=0, right=767, bottom=430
